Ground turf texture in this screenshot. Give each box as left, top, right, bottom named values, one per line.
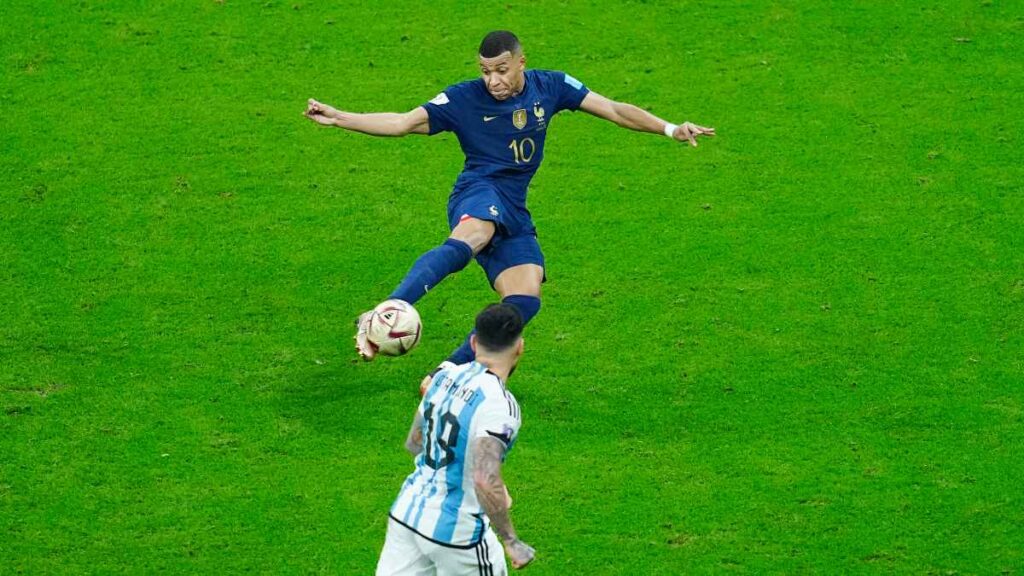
left=2, top=1, right=1022, bottom=573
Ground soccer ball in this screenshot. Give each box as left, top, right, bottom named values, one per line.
left=366, top=299, right=422, bottom=356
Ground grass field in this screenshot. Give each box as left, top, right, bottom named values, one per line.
left=3, top=0, right=1023, bottom=573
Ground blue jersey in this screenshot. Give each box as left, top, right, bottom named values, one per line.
left=390, top=361, right=522, bottom=548
left=422, top=70, right=590, bottom=232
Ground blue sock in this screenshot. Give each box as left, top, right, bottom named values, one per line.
left=388, top=239, right=473, bottom=305
left=446, top=295, right=541, bottom=365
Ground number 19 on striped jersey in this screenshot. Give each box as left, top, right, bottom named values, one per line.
left=423, top=401, right=461, bottom=469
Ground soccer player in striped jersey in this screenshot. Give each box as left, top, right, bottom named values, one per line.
left=305, top=30, right=714, bottom=386
left=376, top=303, right=532, bottom=575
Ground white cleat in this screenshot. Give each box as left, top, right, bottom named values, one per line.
left=354, top=310, right=378, bottom=361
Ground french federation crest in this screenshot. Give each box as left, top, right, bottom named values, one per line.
left=533, top=104, right=545, bottom=121
left=512, top=109, right=528, bottom=130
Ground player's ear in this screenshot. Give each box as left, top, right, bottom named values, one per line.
left=515, top=337, right=524, bottom=357
left=470, top=334, right=478, bottom=355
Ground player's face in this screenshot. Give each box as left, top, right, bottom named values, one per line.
left=478, top=51, right=526, bottom=101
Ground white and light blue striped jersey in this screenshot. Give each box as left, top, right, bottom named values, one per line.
left=389, top=361, right=522, bottom=548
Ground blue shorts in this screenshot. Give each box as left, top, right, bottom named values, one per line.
left=447, top=183, right=546, bottom=287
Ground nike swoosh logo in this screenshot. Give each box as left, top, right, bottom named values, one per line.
left=483, top=115, right=498, bottom=122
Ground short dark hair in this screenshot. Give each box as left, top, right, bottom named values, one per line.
left=479, top=31, right=521, bottom=58
left=474, top=303, right=524, bottom=352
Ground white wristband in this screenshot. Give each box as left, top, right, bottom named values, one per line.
left=663, top=122, right=678, bottom=138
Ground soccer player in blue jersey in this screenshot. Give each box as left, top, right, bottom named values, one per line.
left=376, top=303, right=531, bottom=574
left=305, top=31, right=714, bottom=387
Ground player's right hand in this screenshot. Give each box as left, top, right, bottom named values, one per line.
left=673, top=121, right=715, bottom=147
left=305, top=98, right=338, bottom=126
left=504, top=538, right=535, bottom=570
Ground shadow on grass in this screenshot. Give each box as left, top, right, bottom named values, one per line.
left=274, top=358, right=421, bottom=437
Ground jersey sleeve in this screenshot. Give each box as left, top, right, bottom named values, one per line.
left=554, top=71, right=590, bottom=113
left=421, top=86, right=460, bottom=135
left=474, top=388, right=521, bottom=450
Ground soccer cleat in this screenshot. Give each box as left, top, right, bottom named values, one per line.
left=354, top=310, right=378, bottom=361
left=420, top=361, right=457, bottom=396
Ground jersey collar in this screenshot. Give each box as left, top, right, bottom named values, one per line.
left=471, top=361, right=507, bottom=389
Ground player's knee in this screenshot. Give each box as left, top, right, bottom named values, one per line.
left=502, top=294, right=541, bottom=324
left=441, top=238, right=473, bottom=269
left=450, top=218, right=496, bottom=254
left=495, top=265, right=543, bottom=298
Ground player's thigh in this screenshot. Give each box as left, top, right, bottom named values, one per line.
left=376, top=519, right=434, bottom=576
left=494, top=264, right=544, bottom=298
left=446, top=184, right=504, bottom=254
left=429, top=530, right=507, bottom=576
left=479, top=233, right=546, bottom=291
left=449, top=217, right=496, bottom=255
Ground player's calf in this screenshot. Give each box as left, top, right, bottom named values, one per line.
left=388, top=239, right=474, bottom=305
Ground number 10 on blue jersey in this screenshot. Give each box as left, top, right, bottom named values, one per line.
left=508, top=138, right=536, bottom=164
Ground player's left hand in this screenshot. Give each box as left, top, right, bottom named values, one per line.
left=504, top=538, right=535, bottom=570
left=305, top=98, right=340, bottom=126
left=673, top=122, right=715, bottom=147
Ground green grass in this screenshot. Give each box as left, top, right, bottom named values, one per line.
left=3, top=0, right=1022, bottom=573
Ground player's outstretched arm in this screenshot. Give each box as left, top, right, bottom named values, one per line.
left=304, top=99, right=430, bottom=137
left=578, top=91, right=715, bottom=147
left=473, top=436, right=535, bottom=569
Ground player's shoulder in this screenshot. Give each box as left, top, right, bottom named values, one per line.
left=530, top=68, right=562, bottom=77
left=427, top=362, right=467, bottom=396
left=529, top=68, right=576, bottom=82
left=474, top=370, right=505, bottom=394
left=529, top=69, right=586, bottom=94
left=461, top=366, right=501, bottom=397
left=475, top=371, right=519, bottom=416
left=437, top=78, right=486, bottom=102
left=436, top=361, right=475, bottom=385
left=435, top=361, right=493, bottom=389
left=528, top=68, right=560, bottom=85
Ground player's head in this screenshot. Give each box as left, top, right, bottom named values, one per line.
left=471, top=303, right=525, bottom=362
left=478, top=30, right=526, bottom=101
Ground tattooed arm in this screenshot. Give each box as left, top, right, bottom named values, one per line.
left=473, top=436, right=535, bottom=569
left=405, top=412, right=424, bottom=456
